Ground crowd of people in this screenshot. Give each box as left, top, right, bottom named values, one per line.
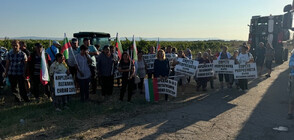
left=0, top=39, right=278, bottom=112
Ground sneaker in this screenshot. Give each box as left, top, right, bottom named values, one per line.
left=266, top=74, right=271, bottom=78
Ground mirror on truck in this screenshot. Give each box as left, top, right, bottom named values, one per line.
left=283, top=12, right=293, bottom=29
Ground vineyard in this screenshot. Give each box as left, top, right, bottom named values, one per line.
left=0, top=38, right=244, bottom=55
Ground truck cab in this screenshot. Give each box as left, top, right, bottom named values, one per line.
left=73, top=32, right=111, bottom=50
left=248, top=3, right=294, bottom=64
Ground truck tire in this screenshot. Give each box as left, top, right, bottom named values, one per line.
left=275, top=48, right=283, bottom=64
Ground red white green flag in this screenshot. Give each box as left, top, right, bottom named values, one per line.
left=40, top=49, right=49, bottom=85
left=156, top=37, right=160, bottom=53
left=144, top=78, right=159, bottom=102
left=115, top=33, right=123, bottom=59
left=132, top=35, right=138, bottom=61
left=61, top=34, right=72, bottom=59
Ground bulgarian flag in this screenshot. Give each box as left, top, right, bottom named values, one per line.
left=132, top=35, right=138, bottom=62
left=61, top=34, right=71, bottom=59
left=144, top=78, right=159, bottom=102
left=115, top=33, right=123, bottom=59
left=156, top=37, right=160, bottom=53
left=40, top=49, right=49, bottom=85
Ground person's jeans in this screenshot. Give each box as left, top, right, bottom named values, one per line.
left=8, top=75, right=29, bottom=102
left=101, top=76, right=114, bottom=96
left=78, top=78, right=90, bottom=101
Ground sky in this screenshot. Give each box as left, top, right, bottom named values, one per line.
left=0, top=0, right=292, bottom=40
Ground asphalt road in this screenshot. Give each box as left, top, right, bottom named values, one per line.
left=79, top=61, right=294, bottom=140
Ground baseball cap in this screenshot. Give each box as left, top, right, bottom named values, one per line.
left=53, top=40, right=61, bottom=46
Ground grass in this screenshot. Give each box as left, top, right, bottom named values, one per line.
left=0, top=81, right=209, bottom=139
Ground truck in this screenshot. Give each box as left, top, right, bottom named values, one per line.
left=73, top=32, right=111, bottom=50
left=248, top=2, right=294, bottom=64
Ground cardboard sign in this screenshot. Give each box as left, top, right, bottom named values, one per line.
left=166, top=53, right=177, bottom=68
left=143, top=54, right=156, bottom=70
left=213, top=60, right=234, bottom=74
left=54, top=74, right=76, bottom=96
left=175, top=58, right=199, bottom=76
left=196, top=63, right=214, bottom=78
left=114, top=69, right=122, bottom=79
left=233, top=63, right=257, bottom=79
left=157, top=79, right=178, bottom=97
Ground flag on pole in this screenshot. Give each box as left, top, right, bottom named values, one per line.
left=115, top=33, right=123, bottom=59
left=156, top=37, right=160, bottom=53
left=40, top=49, right=49, bottom=85
left=61, top=33, right=72, bottom=59
left=132, top=35, right=138, bottom=62
left=144, top=79, right=159, bottom=102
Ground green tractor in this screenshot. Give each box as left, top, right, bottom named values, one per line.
left=73, top=32, right=111, bottom=49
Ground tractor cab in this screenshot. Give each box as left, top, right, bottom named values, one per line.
left=73, top=32, right=111, bottom=50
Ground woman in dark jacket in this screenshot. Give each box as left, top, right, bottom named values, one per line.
left=154, top=49, right=170, bottom=101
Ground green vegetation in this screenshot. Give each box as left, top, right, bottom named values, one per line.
left=0, top=38, right=244, bottom=55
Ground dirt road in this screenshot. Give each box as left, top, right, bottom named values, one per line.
left=71, top=61, right=294, bottom=140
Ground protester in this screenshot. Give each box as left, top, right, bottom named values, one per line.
left=207, top=49, right=215, bottom=89
left=196, top=52, right=202, bottom=61
left=172, top=50, right=188, bottom=94
left=135, top=51, right=146, bottom=94
left=230, top=50, right=239, bottom=89
left=97, top=45, right=114, bottom=96
left=255, top=42, right=266, bottom=76
left=185, top=48, right=193, bottom=60
left=288, top=52, right=294, bottom=119
left=19, top=41, right=31, bottom=96
left=236, top=45, right=254, bottom=91
left=172, top=47, right=177, bottom=54
left=75, top=45, right=92, bottom=102
left=0, top=46, right=7, bottom=89
left=80, top=38, right=98, bottom=94
left=49, top=53, right=70, bottom=111
left=29, top=43, right=51, bottom=101
left=146, top=46, right=156, bottom=78
left=217, top=46, right=231, bottom=89
left=118, top=52, right=135, bottom=102
left=5, top=40, right=29, bottom=102
left=67, top=38, right=80, bottom=85
left=196, top=52, right=210, bottom=91
left=46, top=40, right=60, bottom=64
left=265, top=43, right=275, bottom=78
left=154, top=49, right=170, bottom=101
left=110, top=45, right=120, bottom=87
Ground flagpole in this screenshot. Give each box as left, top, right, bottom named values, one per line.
left=128, top=35, right=134, bottom=78
left=64, top=33, right=80, bottom=71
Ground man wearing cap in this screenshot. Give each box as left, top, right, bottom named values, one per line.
left=67, top=38, right=80, bottom=85
left=46, top=40, right=60, bottom=64
left=78, top=38, right=99, bottom=94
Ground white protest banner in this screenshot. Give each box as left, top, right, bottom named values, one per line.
left=233, top=63, right=257, bottom=79
left=157, top=79, right=178, bottom=97
left=196, top=63, right=214, bottom=78
left=143, top=54, right=156, bottom=70
left=175, top=58, right=199, bottom=76
left=114, top=69, right=122, bottom=79
left=213, top=60, right=234, bottom=74
left=54, top=74, right=76, bottom=96
left=166, top=53, right=177, bottom=68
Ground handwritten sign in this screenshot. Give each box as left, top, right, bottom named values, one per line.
left=157, top=79, right=178, bottom=97
left=143, top=54, right=156, bottom=70
left=54, top=74, right=76, bottom=96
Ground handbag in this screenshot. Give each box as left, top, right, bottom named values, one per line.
left=134, top=75, right=141, bottom=84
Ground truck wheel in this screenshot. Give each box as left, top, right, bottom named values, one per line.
left=275, top=48, right=283, bottom=64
